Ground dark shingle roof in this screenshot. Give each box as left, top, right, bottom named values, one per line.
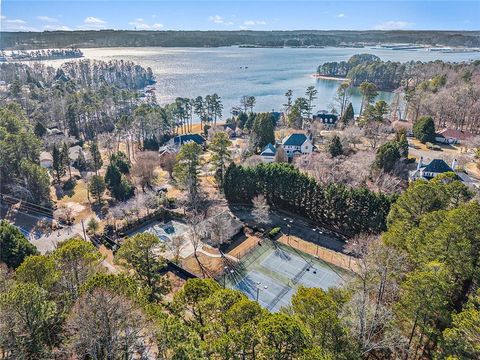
left=283, top=133, right=308, bottom=147
left=423, top=159, right=453, bottom=174
left=174, top=134, right=205, bottom=146
left=261, top=143, right=277, bottom=156
left=313, top=113, right=338, bottom=124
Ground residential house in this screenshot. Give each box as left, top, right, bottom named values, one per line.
left=40, top=151, right=53, bottom=168
left=313, top=112, right=338, bottom=129
left=435, top=128, right=474, bottom=145
left=282, top=133, right=314, bottom=159
left=158, top=145, right=177, bottom=159
left=168, top=134, right=206, bottom=148
left=409, top=157, right=456, bottom=181
left=260, top=143, right=277, bottom=163
left=68, top=145, right=85, bottom=164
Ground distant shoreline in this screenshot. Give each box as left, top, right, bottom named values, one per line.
left=2, top=30, right=479, bottom=51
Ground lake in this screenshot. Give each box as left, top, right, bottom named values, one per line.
left=47, top=46, right=480, bottom=116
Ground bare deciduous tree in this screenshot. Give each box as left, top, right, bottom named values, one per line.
left=342, top=234, right=407, bottom=358
left=298, top=151, right=374, bottom=188
left=65, top=288, right=153, bottom=359
left=244, top=155, right=263, bottom=168
left=159, top=152, right=176, bottom=179
left=133, top=151, right=158, bottom=192
left=251, top=194, right=270, bottom=226
left=170, top=235, right=186, bottom=264
left=341, top=125, right=364, bottom=149
left=275, top=146, right=288, bottom=163
left=53, top=204, right=75, bottom=224
left=364, top=122, right=392, bottom=150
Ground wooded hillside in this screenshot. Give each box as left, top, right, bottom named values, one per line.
left=2, top=30, right=480, bottom=49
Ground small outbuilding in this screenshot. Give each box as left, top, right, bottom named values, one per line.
left=260, top=143, right=277, bottom=163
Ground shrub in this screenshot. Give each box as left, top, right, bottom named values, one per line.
left=62, top=177, right=77, bottom=191
left=269, top=226, right=282, bottom=238
left=413, top=116, right=435, bottom=143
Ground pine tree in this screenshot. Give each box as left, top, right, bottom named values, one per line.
left=341, top=102, right=354, bottom=127
left=174, top=142, right=202, bottom=208
left=251, top=113, right=275, bottom=152
left=209, top=132, right=232, bottom=188
left=61, top=143, right=71, bottom=178
left=66, top=104, right=80, bottom=139
left=89, top=142, right=103, bottom=175
left=34, top=122, right=47, bottom=138
left=89, top=175, right=106, bottom=204
left=328, top=135, right=343, bottom=157
left=52, top=144, right=65, bottom=182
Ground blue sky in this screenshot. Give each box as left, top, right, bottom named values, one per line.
left=1, top=1, right=479, bottom=32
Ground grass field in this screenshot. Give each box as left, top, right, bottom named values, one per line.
left=223, top=239, right=349, bottom=312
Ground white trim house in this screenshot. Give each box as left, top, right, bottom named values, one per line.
left=281, top=133, right=313, bottom=158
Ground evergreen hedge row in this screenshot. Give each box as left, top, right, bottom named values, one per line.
left=224, top=163, right=392, bottom=236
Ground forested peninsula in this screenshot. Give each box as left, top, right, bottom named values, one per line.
left=1, top=30, right=480, bottom=50
left=317, top=53, right=480, bottom=91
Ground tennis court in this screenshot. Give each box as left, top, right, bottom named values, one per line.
left=224, top=239, right=347, bottom=312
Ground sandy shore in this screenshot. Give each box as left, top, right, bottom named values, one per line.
left=312, top=74, right=349, bottom=81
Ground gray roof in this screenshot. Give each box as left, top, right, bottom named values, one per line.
left=174, top=134, right=205, bottom=146
left=283, top=133, right=308, bottom=147
left=313, top=113, right=338, bottom=124
left=261, top=143, right=277, bottom=156
left=423, top=159, right=454, bottom=174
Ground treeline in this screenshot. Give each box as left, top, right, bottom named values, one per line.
left=224, top=162, right=392, bottom=235
left=2, top=30, right=480, bottom=50
left=318, top=56, right=480, bottom=133
left=4, top=48, right=83, bottom=61
left=318, top=53, right=419, bottom=90
left=0, top=61, right=157, bottom=141
left=0, top=59, right=155, bottom=89
left=400, top=59, right=480, bottom=133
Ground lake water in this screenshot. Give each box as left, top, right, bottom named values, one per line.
left=48, top=46, right=480, bottom=116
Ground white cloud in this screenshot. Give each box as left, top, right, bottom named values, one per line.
left=243, top=20, right=267, bottom=26
left=337, top=13, right=345, bottom=18
left=37, top=16, right=59, bottom=23
left=44, top=25, right=71, bottom=31
left=208, top=15, right=234, bottom=25
left=374, top=20, right=411, bottom=30
left=79, top=16, right=107, bottom=30
left=84, top=16, right=106, bottom=25
left=1, top=16, right=38, bottom=31
left=128, top=18, right=164, bottom=30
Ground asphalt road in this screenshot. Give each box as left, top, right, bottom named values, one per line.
left=230, top=205, right=348, bottom=253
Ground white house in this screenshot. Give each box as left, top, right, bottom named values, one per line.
left=281, top=133, right=313, bottom=158
left=260, top=143, right=277, bottom=163
left=435, top=128, right=474, bottom=145
left=409, top=157, right=456, bottom=181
